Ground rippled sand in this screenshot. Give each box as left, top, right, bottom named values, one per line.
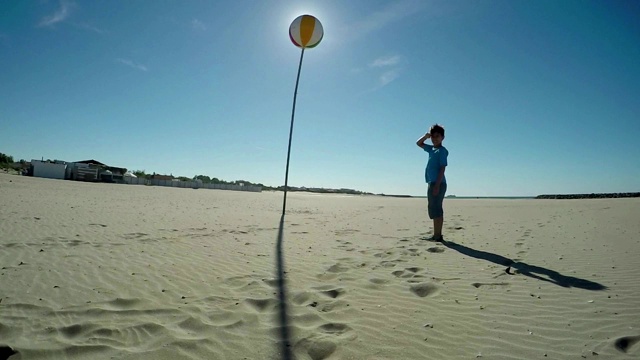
left=1, top=173, right=639, bottom=359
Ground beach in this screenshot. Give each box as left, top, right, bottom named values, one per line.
left=1, top=172, right=639, bottom=359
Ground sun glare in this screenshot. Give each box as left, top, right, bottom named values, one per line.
left=281, top=2, right=337, bottom=49
left=260, top=1, right=342, bottom=64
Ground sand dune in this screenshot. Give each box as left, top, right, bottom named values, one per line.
left=1, top=173, right=639, bottom=359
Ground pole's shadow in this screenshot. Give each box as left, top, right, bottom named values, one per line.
left=275, top=214, right=293, bottom=360
left=439, top=239, right=607, bottom=290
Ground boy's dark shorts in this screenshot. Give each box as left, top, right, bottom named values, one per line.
left=427, top=182, right=447, bottom=219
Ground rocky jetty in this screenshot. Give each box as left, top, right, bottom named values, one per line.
left=535, top=192, right=640, bottom=199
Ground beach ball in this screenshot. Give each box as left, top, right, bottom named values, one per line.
left=289, top=15, right=323, bottom=49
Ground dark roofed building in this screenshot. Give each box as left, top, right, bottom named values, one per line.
left=75, top=159, right=107, bottom=166
left=68, top=159, right=127, bottom=182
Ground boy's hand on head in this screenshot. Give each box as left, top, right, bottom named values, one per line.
left=425, top=133, right=431, bottom=139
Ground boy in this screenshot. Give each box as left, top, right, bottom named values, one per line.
left=416, top=124, right=448, bottom=241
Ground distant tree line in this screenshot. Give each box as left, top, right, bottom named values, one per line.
left=0, top=152, right=27, bottom=170
left=130, top=170, right=267, bottom=188
left=0, top=152, right=14, bottom=166
left=193, top=174, right=266, bottom=188
left=274, top=186, right=373, bottom=195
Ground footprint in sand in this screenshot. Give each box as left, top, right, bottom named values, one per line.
left=409, top=283, right=440, bottom=298
left=312, top=286, right=346, bottom=299
left=316, top=300, right=350, bottom=313
left=405, top=248, right=421, bottom=256
left=326, top=263, right=350, bottom=273
left=426, top=247, right=445, bottom=253
left=378, top=260, right=398, bottom=268
left=244, top=298, right=278, bottom=312
left=393, top=267, right=429, bottom=281
left=224, top=275, right=269, bottom=289
left=368, top=278, right=390, bottom=285
left=294, top=338, right=337, bottom=360
left=373, top=251, right=395, bottom=259
left=58, top=324, right=91, bottom=339
left=294, top=322, right=356, bottom=358
left=207, top=311, right=251, bottom=329
left=318, top=323, right=352, bottom=335
left=391, top=270, right=413, bottom=278
left=293, top=289, right=350, bottom=313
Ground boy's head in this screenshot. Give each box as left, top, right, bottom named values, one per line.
left=430, top=124, right=445, bottom=147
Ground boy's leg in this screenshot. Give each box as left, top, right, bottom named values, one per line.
left=434, top=217, right=443, bottom=238
left=432, top=183, right=447, bottom=239
left=427, top=183, right=435, bottom=232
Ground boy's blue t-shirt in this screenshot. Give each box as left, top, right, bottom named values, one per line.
left=423, top=145, right=448, bottom=184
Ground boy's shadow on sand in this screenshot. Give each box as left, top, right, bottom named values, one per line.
left=439, top=239, right=607, bottom=291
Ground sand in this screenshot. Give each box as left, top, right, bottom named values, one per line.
left=1, top=172, right=639, bottom=359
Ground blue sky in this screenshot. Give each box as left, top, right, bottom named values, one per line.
left=1, top=0, right=639, bottom=196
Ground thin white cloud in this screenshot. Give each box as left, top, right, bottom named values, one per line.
left=340, top=0, right=424, bottom=43
left=378, top=69, right=401, bottom=87
left=191, top=19, right=206, bottom=31
left=370, top=55, right=401, bottom=68
left=359, top=55, right=403, bottom=92
left=39, top=0, right=73, bottom=27
left=116, top=58, right=148, bottom=72
left=358, top=68, right=402, bottom=95
left=74, top=22, right=106, bottom=34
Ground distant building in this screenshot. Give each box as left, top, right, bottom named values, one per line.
left=31, top=160, right=67, bottom=179
left=66, top=159, right=127, bottom=183
left=75, top=159, right=107, bottom=167
left=67, top=161, right=100, bottom=181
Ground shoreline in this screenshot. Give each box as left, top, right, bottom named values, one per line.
left=535, top=192, right=640, bottom=199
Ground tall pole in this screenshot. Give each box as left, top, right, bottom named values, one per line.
left=282, top=48, right=305, bottom=217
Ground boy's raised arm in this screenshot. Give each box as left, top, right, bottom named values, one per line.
left=416, top=132, right=431, bottom=148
